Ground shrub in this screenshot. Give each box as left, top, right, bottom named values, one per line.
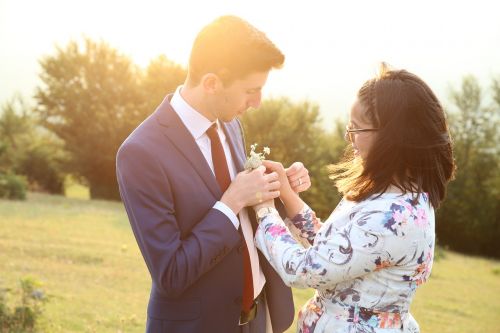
left=0, top=173, right=27, bottom=200
left=0, top=277, right=48, bottom=332
left=16, top=144, right=65, bottom=194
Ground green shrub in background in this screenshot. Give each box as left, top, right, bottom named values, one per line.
left=0, top=96, right=66, bottom=196
left=16, top=143, right=65, bottom=194
left=0, top=277, right=48, bottom=333
left=0, top=173, right=27, bottom=200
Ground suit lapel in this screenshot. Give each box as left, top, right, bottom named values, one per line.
left=221, top=121, right=246, bottom=172
left=154, top=96, right=222, bottom=199
left=221, top=120, right=262, bottom=232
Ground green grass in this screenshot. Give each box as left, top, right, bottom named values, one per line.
left=64, top=177, right=90, bottom=200
left=1, top=193, right=499, bottom=332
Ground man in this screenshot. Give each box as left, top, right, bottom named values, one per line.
left=116, top=15, right=310, bottom=333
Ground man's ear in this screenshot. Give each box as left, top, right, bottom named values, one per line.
left=201, top=73, right=222, bottom=94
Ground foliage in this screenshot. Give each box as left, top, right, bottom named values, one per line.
left=0, top=96, right=32, bottom=172
left=0, top=96, right=65, bottom=194
left=0, top=173, right=26, bottom=200
left=141, top=55, right=187, bottom=113
left=437, top=75, right=500, bottom=258
left=35, top=38, right=186, bottom=200
left=0, top=277, right=48, bottom=332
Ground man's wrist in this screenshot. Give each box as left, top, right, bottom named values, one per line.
left=213, top=201, right=240, bottom=229
left=220, top=196, right=243, bottom=215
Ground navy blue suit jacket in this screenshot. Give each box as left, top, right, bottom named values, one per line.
left=116, top=95, right=294, bottom=333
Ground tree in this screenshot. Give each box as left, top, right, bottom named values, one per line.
left=0, top=95, right=65, bottom=195
left=141, top=55, right=187, bottom=112
left=0, top=95, right=32, bottom=170
left=437, top=76, right=500, bottom=258
left=35, top=38, right=186, bottom=199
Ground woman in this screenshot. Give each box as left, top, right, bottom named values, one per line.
left=253, top=64, right=455, bottom=333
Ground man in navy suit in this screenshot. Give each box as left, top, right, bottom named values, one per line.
left=116, top=15, right=311, bottom=333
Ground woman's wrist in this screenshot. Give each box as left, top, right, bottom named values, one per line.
left=280, top=191, right=305, bottom=218
left=280, top=187, right=296, bottom=203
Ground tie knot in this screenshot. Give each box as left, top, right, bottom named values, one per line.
left=206, top=123, right=218, bottom=140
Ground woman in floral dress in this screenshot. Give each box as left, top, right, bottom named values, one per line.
left=253, top=64, right=455, bottom=333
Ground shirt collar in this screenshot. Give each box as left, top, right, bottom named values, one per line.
left=170, top=85, right=217, bottom=140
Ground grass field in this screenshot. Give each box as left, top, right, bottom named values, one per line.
left=1, top=192, right=499, bottom=332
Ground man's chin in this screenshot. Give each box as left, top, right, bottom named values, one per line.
left=220, top=115, right=239, bottom=122
left=219, top=116, right=232, bottom=123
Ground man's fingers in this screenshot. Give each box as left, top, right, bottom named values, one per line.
left=263, top=190, right=280, bottom=201
left=254, top=165, right=266, bottom=174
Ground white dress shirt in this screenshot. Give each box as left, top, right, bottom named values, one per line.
left=170, top=86, right=266, bottom=299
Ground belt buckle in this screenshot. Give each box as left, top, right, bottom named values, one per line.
left=238, top=300, right=258, bottom=326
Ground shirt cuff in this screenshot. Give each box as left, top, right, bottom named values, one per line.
left=213, top=201, right=240, bottom=229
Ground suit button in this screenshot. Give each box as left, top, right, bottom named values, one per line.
left=237, top=245, right=244, bottom=254
left=234, top=296, right=242, bottom=306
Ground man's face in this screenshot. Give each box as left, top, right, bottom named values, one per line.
left=215, top=71, right=269, bottom=122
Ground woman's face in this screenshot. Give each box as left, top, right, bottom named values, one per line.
left=346, top=99, right=378, bottom=160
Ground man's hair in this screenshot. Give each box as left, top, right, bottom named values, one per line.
left=329, top=63, right=456, bottom=209
left=187, top=15, right=285, bottom=85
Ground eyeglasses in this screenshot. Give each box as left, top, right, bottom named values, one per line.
left=344, top=125, right=379, bottom=142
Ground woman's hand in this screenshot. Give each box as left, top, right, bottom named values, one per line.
left=285, top=162, right=311, bottom=193
left=262, top=160, right=294, bottom=200
left=262, top=160, right=306, bottom=218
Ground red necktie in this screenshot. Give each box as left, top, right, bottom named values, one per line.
left=206, top=124, right=254, bottom=313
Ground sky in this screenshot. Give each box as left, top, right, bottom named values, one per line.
left=1, top=0, right=499, bottom=129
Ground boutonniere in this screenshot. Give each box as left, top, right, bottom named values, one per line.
left=244, top=143, right=270, bottom=171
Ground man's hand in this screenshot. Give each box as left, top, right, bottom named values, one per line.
left=221, top=166, right=280, bottom=215
left=285, top=162, right=311, bottom=193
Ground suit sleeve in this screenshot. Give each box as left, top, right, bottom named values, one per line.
left=116, top=142, right=241, bottom=297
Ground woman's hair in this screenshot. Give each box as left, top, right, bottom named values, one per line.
left=188, top=15, right=285, bottom=86
left=329, top=63, right=456, bottom=209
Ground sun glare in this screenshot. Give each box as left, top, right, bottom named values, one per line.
left=1, top=0, right=499, bottom=127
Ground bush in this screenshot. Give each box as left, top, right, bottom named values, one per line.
left=0, top=277, right=48, bottom=332
left=16, top=143, right=65, bottom=194
left=0, top=173, right=27, bottom=200
left=0, top=96, right=66, bottom=195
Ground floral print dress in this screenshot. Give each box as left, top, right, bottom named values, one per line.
left=254, top=193, right=434, bottom=333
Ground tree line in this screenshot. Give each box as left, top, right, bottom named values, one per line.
left=1, top=38, right=498, bottom=258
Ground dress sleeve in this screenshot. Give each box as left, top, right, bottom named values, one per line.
left=255, top=206, right=394, bottom=289
left=283, top=204, right=322, bottom=247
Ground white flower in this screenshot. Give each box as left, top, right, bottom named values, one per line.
left=244, top=143, right=271, bottom=170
